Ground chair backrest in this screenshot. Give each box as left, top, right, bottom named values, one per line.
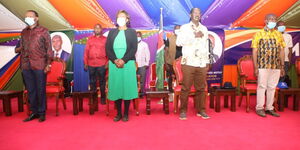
left=296, top=58, right=300, bottom=75
left=150, top=63, right=157, bottom=82
left=237, top=55, right=257, bottom=82
left=295, top=58, right=300, bottom=87
left=173, top=58, right=183, bottom=85
left=47, top=58, right=66, bottom=84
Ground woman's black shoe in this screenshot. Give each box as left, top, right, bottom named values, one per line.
left=113, top=114, right=122, bottom=122
left=122, top=115, right=129, bottom=122
left=23, top=113, right=39, bottom=122
left=39, top=115, right=46, bottom=122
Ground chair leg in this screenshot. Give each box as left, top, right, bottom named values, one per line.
left=274, top=90, right=278, bottom=111
left=106, top=99, right=109, bottom=116
left=135, top=99, right=139, bottom=116
left=56, top=95, right=60, bottom=116
left=61, top=93, right=67, bottom=110
left=246, top=92, right=250, bottom=113
left=24, top=93, right=31, bottom=116
left=174, top=93, right=179, bottom=113
left=238, top=94, right=243, bottom=107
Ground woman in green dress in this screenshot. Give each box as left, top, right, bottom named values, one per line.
left=105, top=10, right=138, bottom=122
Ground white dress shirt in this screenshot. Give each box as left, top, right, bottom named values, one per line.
left=54, top=49, right=62, bottom=58
left=176, top=22, right=209, bottom=67
left=135, top=40, right=150, bottom=67
left=282, top=33, right=293, bottom=62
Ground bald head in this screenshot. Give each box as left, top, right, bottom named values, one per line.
left=52, top=35, right=63, bottom=52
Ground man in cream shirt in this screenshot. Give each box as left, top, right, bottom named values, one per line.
left=176, top=8, right=210, bottom=120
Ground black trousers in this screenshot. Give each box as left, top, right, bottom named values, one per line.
left=115, top=100, right=131, bottom=116
left=166, top=63, right=174, bottom=93
left=88, top=66, right=106, bottom=99
left=22, top=69, right=46, bottom=115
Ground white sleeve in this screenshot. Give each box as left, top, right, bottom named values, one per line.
left=145, top=43, right=150, bottom=66
left=287, top=34, right=293, bottom=48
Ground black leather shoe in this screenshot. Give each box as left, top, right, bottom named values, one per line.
left=23, top=113, right=39, bottom=122
left=113, top=114, right=122, bottom=122
left=39, top=115, right=46, bottom=122
left=122, top=115, right=129, bottom=122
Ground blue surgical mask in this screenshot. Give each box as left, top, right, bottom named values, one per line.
left=277, top=25, right=286, bottom=32
left=25, top=17, right=35, bottom=26
left=267, top=22, right=276, bottom=29
left=137, top=37, right=141, bottom=42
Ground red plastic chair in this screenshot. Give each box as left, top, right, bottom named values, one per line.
left=295, top=57, right=300, bottom=87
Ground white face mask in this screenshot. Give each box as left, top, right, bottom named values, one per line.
left=117, top=17, right=126, bottom=27
left=25, top=17, right=35, bottom=26
left=174, top=29, right=180, bottom=35
left=137, top=37, right=141, bottom=42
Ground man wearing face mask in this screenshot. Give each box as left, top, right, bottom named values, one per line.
left=176, top=8, right=210, bottom=120
left=164, top=25, right=182, bottom=98
left=21, top=10, right=53, bottom=122
left=135, top=31, right=150, bottom=97
left=84, top=24, right=108, bottom=105
left=252, top=14, right=285, bottom=117
left=277, top=21, right=293, bottom=84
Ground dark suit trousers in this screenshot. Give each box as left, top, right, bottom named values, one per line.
left=22, top=69, right=46, bottom=115
left=88, top=66, right=106, bottom=99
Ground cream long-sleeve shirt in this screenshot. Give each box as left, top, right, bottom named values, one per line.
left=176, top=22, right=209, bottom=67
left=135, top=40, right=150, bottom=67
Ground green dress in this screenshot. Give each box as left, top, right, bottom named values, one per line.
left=108, top=30, right=138, bottom=101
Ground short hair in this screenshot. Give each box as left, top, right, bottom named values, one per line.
left=94, top=23, right=102, bottom=28
left=27, top=10, right=39, bottom=17
left=190, top=8, right=201, bottom=14
left=116, top=10, right=130, bottom=27
left=137, top=31, right=142, bottom=36
left=174, top=25, right=181, bottom=29
left=52, top=35, right=62, bottom=41
left=265, top=13, right=277, bottom=20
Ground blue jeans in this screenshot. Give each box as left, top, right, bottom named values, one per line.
left=88, top=66, right=106, bottom=99
left=22, top=69, right=46, bottom=115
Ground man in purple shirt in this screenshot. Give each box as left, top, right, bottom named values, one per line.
left=20, top=10, right=53, bottom=122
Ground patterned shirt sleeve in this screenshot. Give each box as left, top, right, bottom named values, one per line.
left=277, top=32, right=286, bottom=49
left=251, top=32, right=259, bottom=49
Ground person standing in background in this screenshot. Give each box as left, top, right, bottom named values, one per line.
left=135, top=31, right=150, bottom=97
left=277, top=21, right=293, bottom=84
left=84, top=24, right=108, bottom=105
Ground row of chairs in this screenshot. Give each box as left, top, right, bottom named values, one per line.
left=22, top=56, right=300, bottom=116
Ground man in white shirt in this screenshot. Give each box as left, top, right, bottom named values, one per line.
left=135, top=31, right=150, bottom=96
left=176, top=8, right=210, bottom=120
left=277, top=21, right=293, bottom=83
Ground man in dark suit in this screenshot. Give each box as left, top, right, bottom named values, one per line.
left=52, top=35, right=70, bottom=62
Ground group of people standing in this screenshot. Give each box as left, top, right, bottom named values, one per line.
left=17, top=6, right=293, bottom=123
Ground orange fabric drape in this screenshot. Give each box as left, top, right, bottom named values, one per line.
left=48, top=0, right=114, bottom=29
left=232, top=0, right=298, bottom=28
left=0, top=33, right=20, bottom=38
